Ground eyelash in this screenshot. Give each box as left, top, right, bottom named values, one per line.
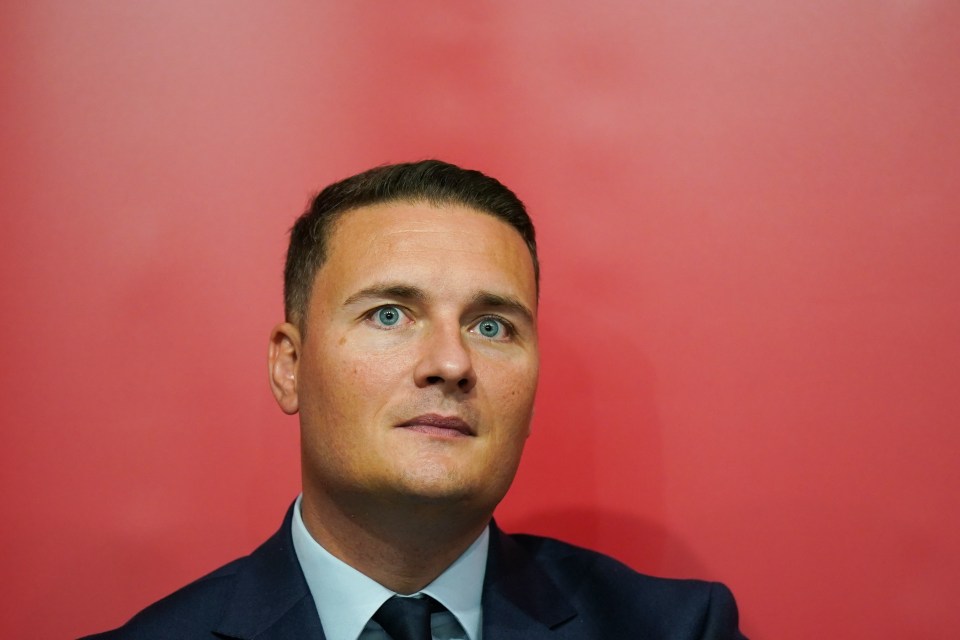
left=364, top=306, right=515, bottom=340
left=471, top=315, right=514, bottom=340
left=366, top=305, right=411, bottom=328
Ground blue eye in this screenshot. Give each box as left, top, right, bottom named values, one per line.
left=375, top=306, right=403, bottom=326
left=476, top=318, right=505, bottom=338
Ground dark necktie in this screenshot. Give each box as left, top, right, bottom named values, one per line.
left=372, top=595, right=437, bottom=640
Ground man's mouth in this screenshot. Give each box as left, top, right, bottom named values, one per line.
left=395, top=414, right=475, bottom=438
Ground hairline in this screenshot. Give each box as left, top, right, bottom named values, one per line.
left=291, top=195, right=539, bottom=336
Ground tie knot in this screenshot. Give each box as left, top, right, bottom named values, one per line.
left=372, top=595, right=439, bottom=640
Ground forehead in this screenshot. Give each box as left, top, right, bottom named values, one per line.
left=317, top=201, right=537, bottom=304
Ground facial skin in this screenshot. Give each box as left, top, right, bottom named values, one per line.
left=269, top=202, right=539, bottom=522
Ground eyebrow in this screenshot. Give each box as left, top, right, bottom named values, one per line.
left=470, top=291, right=535, bottom=324
left=342, top=284, right=426, bottom=307
left=342, top=283, right=534, bottom=324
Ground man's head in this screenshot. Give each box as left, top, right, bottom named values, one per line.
left=283, top=159, right=539, bottom=331
left=268, top=161, right=540, bottom=523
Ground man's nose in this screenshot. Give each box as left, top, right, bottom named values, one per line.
left=413, top=323, right=477, bottom=394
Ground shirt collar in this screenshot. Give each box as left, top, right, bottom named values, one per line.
left=291, top=494, right=488, bottom=640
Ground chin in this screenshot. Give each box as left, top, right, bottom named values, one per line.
left=394, top=464, right=497, bottom=506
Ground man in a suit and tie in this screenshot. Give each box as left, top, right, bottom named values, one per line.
left=86, top=160, right=747, bottom=639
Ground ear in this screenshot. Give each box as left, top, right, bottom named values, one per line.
left=268, top=322, right=302, bottom=415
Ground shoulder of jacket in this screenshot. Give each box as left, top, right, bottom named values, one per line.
left=78, top=554, right=248, bottom=639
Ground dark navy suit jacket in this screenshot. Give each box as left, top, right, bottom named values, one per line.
left=82, top=505, right=747, bottom=639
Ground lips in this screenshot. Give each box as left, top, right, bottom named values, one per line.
left=396, top=413, right=475, bottom=437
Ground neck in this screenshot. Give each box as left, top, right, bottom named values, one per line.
left=300, top=487, right=491, bottom=594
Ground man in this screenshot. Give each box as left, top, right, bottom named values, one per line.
left=86, top=160, right=747, bottom=639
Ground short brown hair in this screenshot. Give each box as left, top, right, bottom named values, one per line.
left=284, top=159, right=539, bottom=327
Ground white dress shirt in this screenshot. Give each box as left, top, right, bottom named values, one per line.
left=291, top=495, right=488, bottom=640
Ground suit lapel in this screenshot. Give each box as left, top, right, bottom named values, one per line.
left=214, top=504, right=327, bottom=640
left=210, top=510, right=579, bottom=639
left=481, top=523, right=578, bottom=639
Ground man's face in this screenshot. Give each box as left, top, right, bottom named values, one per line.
left=280, top=202, right=539, bottom=511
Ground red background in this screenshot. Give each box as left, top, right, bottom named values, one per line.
left=3, top=2, right=959, bottom=638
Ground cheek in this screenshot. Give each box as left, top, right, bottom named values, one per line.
left=317, top=334, right=404, bottom=384
left=313, top=346, right=412, bottom=429
left=344, top=347, right=408, bottom=388
left=485, top=360, right=538, bottom=429
left=298, top=342, right=383, bottom=424
left=507, top=356, right=539, bottom=398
